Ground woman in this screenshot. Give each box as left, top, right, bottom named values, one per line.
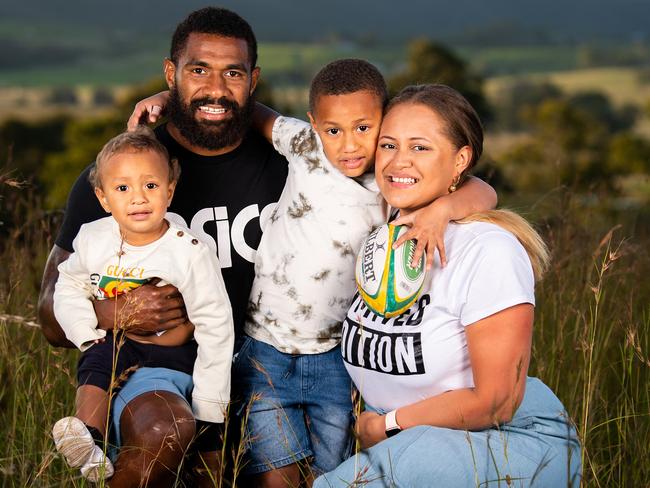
left=314, top=84, right=581, bottom=487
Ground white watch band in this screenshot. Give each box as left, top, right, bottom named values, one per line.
left=385, top=409, right=401, bottom=433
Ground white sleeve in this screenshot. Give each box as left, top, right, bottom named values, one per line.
left=53, top=231, right=106, bottom=351
left=271, top=116, right=315, bottom=161
left=458, top=231, right=535, bottom=327
left=178, top=245, right=235, bottom=423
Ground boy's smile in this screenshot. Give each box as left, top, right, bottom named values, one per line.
left=308, top=90, right=384, bottom=178
left=94, top=150, right=176, bottom=246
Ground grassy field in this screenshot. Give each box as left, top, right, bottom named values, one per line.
left=0, top=175, right=649, bottom=485
left=486, top=66, right=650, bottom=109
left=459, top=45, right=580, bottom=76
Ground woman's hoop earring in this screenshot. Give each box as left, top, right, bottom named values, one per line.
left=448, top=174, right=461, bottom=193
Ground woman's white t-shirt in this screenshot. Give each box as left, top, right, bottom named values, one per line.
left=342, top=220, right=535, bottom=412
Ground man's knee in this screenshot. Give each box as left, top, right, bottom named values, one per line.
left=119, top=391, right=196, bottom=458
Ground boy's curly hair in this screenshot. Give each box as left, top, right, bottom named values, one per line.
left=309, top=59, right=388, bottom=113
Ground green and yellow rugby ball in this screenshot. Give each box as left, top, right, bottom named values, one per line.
left=355, top=224, right=426, bottom=318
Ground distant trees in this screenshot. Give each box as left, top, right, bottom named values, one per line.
left=46, top=87, right=79, bottom=106
left=1, top=76, right=287, bottom=209
left=499, top=98, right=609, bottom=190
left=607, top=133, right=650, bottom=176
left=40, top=78, right=169, bottom=208
left=0, top=116, right=69, bottom=181
left=2, top=39, right=649, bottom=207
left=41, top=116, right=124, bottom=207
left=388, top=39, right=490, bottom=121
left=253, top=78, right=276, bottom=108
left=492, top=79, right=563, bottom=131
left=644, top=98, right=650, bottom=119
left=493, top=80, right=648, bottom=194
left=492, top=81, right=639, bottom=133
left=92, top=87, right=115, bottom=107
left=567, top=92, right=637, bottom=133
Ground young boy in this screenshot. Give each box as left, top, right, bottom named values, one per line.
left=129, top=59, right=496, bottom=484
left=51, top=128, right=234, bottom=482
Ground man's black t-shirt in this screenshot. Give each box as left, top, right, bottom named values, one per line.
left=56, top=124, right=288, bottom=335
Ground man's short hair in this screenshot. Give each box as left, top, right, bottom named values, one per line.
left=170, top=7, right=257, bottom=68
left=309, top=59, right=388, bottom=113
left=89, top=127, right=180, bottom=188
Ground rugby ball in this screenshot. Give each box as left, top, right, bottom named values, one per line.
left=355, top=224, right=426, bottom=318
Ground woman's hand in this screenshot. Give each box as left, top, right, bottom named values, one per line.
left=391, top=198, right=453, bottom=270
left=355, top=411, right=386, bottom=450
left=126, top=91, right=170, bottom=130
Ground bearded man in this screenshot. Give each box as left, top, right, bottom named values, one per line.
left=38, top=7, right=287, bottom=487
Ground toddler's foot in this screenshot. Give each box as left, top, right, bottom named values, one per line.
left=52, top=416, right=114, bottom=481
left=80, top=444, right=115, bottom=482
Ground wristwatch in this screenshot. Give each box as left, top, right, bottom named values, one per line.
left=384, top=409, right=402, bottom=438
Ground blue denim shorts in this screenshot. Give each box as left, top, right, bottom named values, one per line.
left=233, top=336, right=354, bottom=476
left=109, top=367, right=193, bottom=460
left=314, top=377, right=582, bottom=487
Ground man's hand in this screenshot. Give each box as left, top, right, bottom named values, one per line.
left=355, top=411, right=386, bottom=450
left=93, top=279, right=188, bottom=334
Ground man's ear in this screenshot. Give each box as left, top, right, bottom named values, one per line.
left=164, top=58, right=176, bottom=90
left=94, top=187, right=111, bottom=214
left=250, top=66, right=261, bottom=95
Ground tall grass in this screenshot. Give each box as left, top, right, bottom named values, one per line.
left=1, top=179, right=648, bottom=486
left=523, top=190, right=650, bottom=486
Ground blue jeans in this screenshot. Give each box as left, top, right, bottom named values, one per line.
left=314, top=377, right=581, bottom=487
left=233, top=336, right=354, bottom=476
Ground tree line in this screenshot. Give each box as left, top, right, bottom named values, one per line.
left=1, top=40, right=649, bottom=214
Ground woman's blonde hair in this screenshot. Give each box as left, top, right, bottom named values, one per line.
left=458, top=209, right=550, bottom=281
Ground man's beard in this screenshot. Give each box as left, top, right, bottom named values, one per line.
left=167, top=87, right=254, bottom=151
